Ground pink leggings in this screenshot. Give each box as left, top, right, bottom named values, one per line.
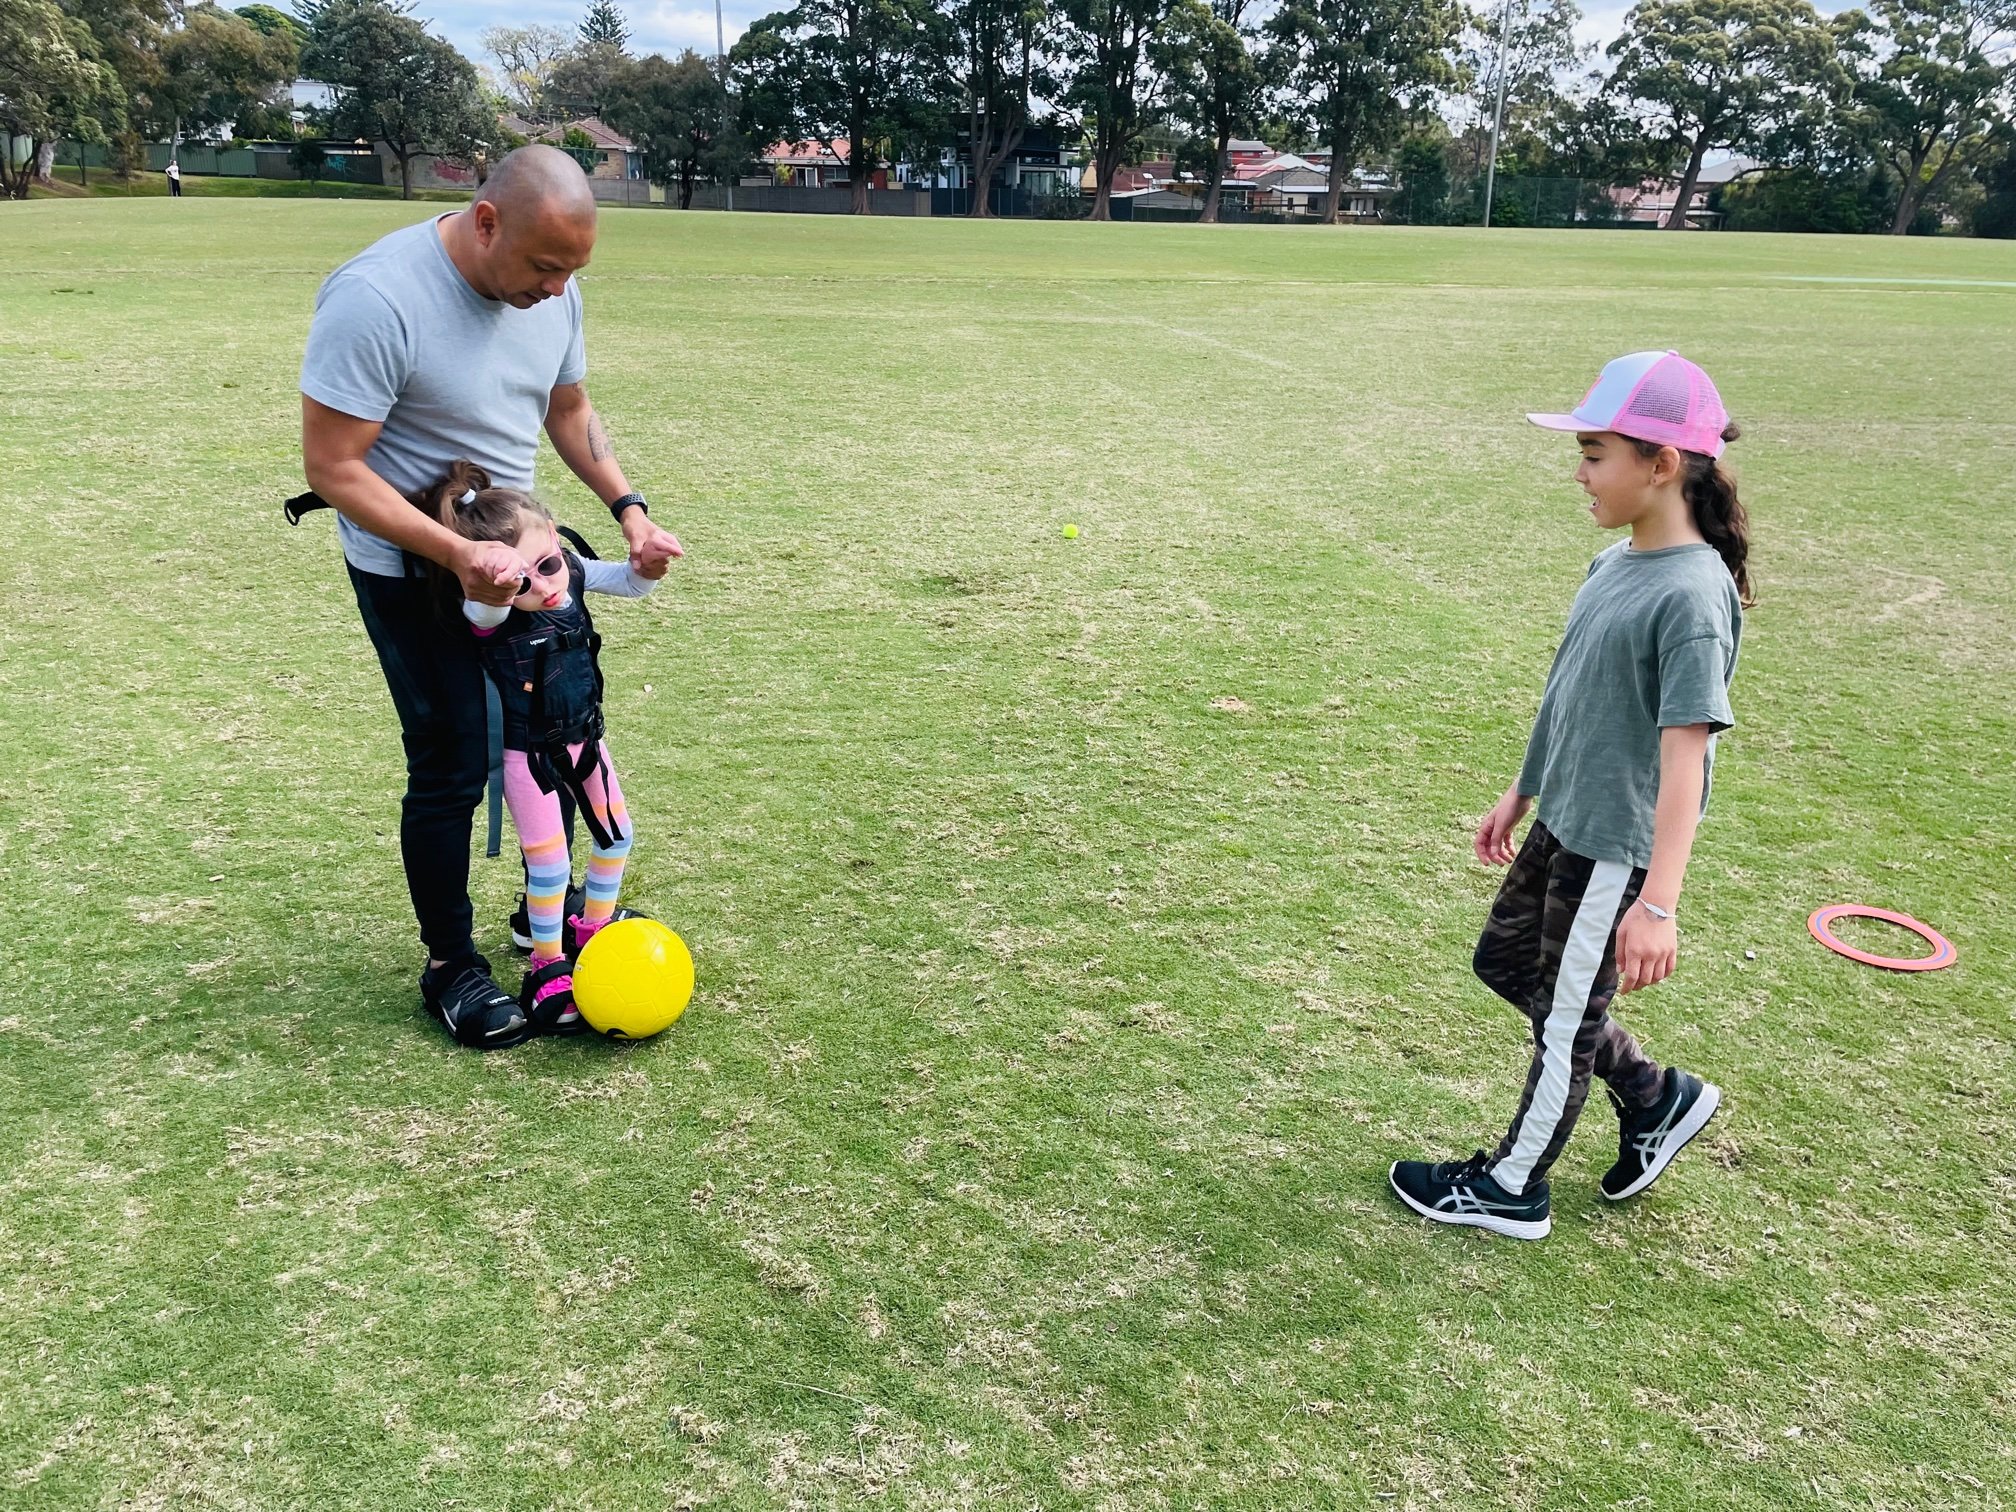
left=505, top=741, right=632, bottom=961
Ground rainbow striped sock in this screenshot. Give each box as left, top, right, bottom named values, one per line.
left=523, top=834, right=571, bottom=962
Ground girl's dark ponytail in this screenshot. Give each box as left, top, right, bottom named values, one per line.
left=428, top=459, right=495, bottom=531
left=1685, top=422, right=1752, bottom=609
left=1636, top=424, right=1754, bottom=609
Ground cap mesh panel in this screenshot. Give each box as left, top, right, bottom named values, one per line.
left=1624, top=364, right=1692, bottom=425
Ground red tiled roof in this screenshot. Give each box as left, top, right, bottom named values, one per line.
left=502, top=115, right=635, bottom=152
left=764, top=139, right=848, bottom=165
left=566, top=116, right=633, bottom=150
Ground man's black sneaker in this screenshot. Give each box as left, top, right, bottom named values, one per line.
left=1389, top=1151, right=1552, bottom=1240
left=509, top=884, right=586, bottom=953
left=421, top=954, right=530, bottom=1050
left=1601, top=1068, right=1721, bottom=1201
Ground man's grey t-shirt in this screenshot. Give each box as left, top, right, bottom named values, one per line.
left=1518, top=541, right=1742, bottom=869
left=300, top=216, right=586, bottom=576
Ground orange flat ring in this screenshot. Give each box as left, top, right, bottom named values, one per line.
left=1807, top=905, right=1956, bottom=972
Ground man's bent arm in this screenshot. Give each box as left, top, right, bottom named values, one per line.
left=301, top=396, right=523, bottom=604
left=544, top=382, right=634, bottom=507
left=302, top=396, right=466, bottom=566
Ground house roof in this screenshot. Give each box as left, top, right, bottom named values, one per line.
left=1253, top=166, right=1331, bottom=189
left=501, top=114, right=635, bottom=152
left=1231, top=152, right=1321, bottom=180
left=1226, top=138, right=1270, bottom=154
left=566, top=116, right=633, bottom=150
left=764, top=139, right=848, bottom=165
left=1078, top=164, right=1157, bottom=194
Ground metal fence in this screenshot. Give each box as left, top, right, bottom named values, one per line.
left=679, top=184, right=933, bottom=216
left=131, top=140, right=383, bottom=183
left=1386, top=177, right=1643, bottom=230
left=930, top=184, right=1089, bottom=218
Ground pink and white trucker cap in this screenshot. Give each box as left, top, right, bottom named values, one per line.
left=1527, top=350, right=1731, bottom=459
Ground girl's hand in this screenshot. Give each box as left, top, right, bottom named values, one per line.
left=623, top=514, right=683, bottom=579
left=1614, top=903, right=1678, bottom=995
left=1474, top=789, right=1531, bottom=866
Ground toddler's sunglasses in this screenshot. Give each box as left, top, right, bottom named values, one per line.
left=513, top=551, right=566, bottom=598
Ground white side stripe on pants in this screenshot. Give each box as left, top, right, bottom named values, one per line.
left=1491, top=859, right=1633, bottom=1195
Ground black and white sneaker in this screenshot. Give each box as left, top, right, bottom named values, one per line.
left=421, top=953, right=530, bottom=1050
left=1389, top=1151, right=1552, bottom=1240
left=509, top=884, right=586, bottom=953
left=1601, top=1069, right=1721, bottom=1201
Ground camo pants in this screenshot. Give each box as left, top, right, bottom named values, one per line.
left=1475, top=821, right=1667, bottom=1195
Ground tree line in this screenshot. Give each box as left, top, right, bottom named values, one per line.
left=5, top=0, right=2013, bottom=234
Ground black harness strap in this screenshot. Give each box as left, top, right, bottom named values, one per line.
left=520, top=622, right=625, bottom=851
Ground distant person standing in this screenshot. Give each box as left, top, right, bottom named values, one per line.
left=166, top=159, right=182, bottom=197
left=299, top=145, right=683, bottom=1049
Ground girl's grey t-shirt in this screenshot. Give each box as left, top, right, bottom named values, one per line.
left=300, top=215, right=586, bottom=576
left=1517, top=541, right=1741, bottom=869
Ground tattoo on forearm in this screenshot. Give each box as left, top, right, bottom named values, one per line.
left=587, top=410, right=613, bottom=463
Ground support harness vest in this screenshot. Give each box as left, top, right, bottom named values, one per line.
left=473, top=550, right=627, bottom=851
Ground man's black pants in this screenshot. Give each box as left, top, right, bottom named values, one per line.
left=350, top=564, right=490, bottom=962
left=351, top=564, right=578, bottom=961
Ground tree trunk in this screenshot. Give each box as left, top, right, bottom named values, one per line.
left=968, top=116, right=996, bottom=217
left=1665, top=132, right=1709, bottom=229
left=1200, top=126, right=1231, bottom=224
left=1890, top=144, right=1931, bottom=234
left=971, top=122, right=1027, bottom=219
left=1, top=141, right=32, bottom=199
left=397, top=145, right=413, bottom=200
left=1890, top=186, right=1918, bottom=235
left=680, top=162, right=695, bottom=208
left=849, top=122, right=871, bottom=214
left=1321, top=123, right=1353, bottom=226
left=1090, top=131, right=1121, bottom=222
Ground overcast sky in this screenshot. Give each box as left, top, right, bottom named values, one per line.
left=421, top=0, right=1647, bottom=73
left=418, top=0, right=1851, bottom=89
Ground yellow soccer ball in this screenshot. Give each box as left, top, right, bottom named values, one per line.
left=573, top=918, right=694, bottom=1039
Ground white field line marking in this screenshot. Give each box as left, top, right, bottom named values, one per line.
left=1767, top=275, right=2016, bottom=289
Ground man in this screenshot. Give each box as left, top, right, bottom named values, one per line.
left=300, top=145, right=682, bottom=1049
left=166, top=158, right=182, bottom=196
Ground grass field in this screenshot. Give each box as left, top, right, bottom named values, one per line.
left=3, top=200, right=2014, bottom=1510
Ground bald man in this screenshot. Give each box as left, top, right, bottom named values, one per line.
left=301, top=145, right=683, bottom=1050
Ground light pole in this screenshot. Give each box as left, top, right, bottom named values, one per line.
left=716, top=0, right=733, bottom=211
left=1481, top=0, right=1516, bottom=228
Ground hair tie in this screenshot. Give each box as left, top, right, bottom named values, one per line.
left=458, top=487, right=477, bottom=506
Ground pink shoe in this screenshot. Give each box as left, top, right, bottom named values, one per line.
left=567, top=908, right=646, bottom=960
left=519, top=957, right=583, bottom=1034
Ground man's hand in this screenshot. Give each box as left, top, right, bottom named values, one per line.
left=458, top=539, right=526, bottom=606
left=1614, top=903, right=1678, bottom=995
left=622, top=512, right=683, bottom=580
left=1474, top=787, right=1532, bottom=866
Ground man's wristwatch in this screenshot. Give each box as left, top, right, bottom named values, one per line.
left=1639, top=899, right=1674, bottom=921
left=608, top=491, right=648, bottom=522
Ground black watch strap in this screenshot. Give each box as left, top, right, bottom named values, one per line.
left=609, top=491, right=647, bottom=521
